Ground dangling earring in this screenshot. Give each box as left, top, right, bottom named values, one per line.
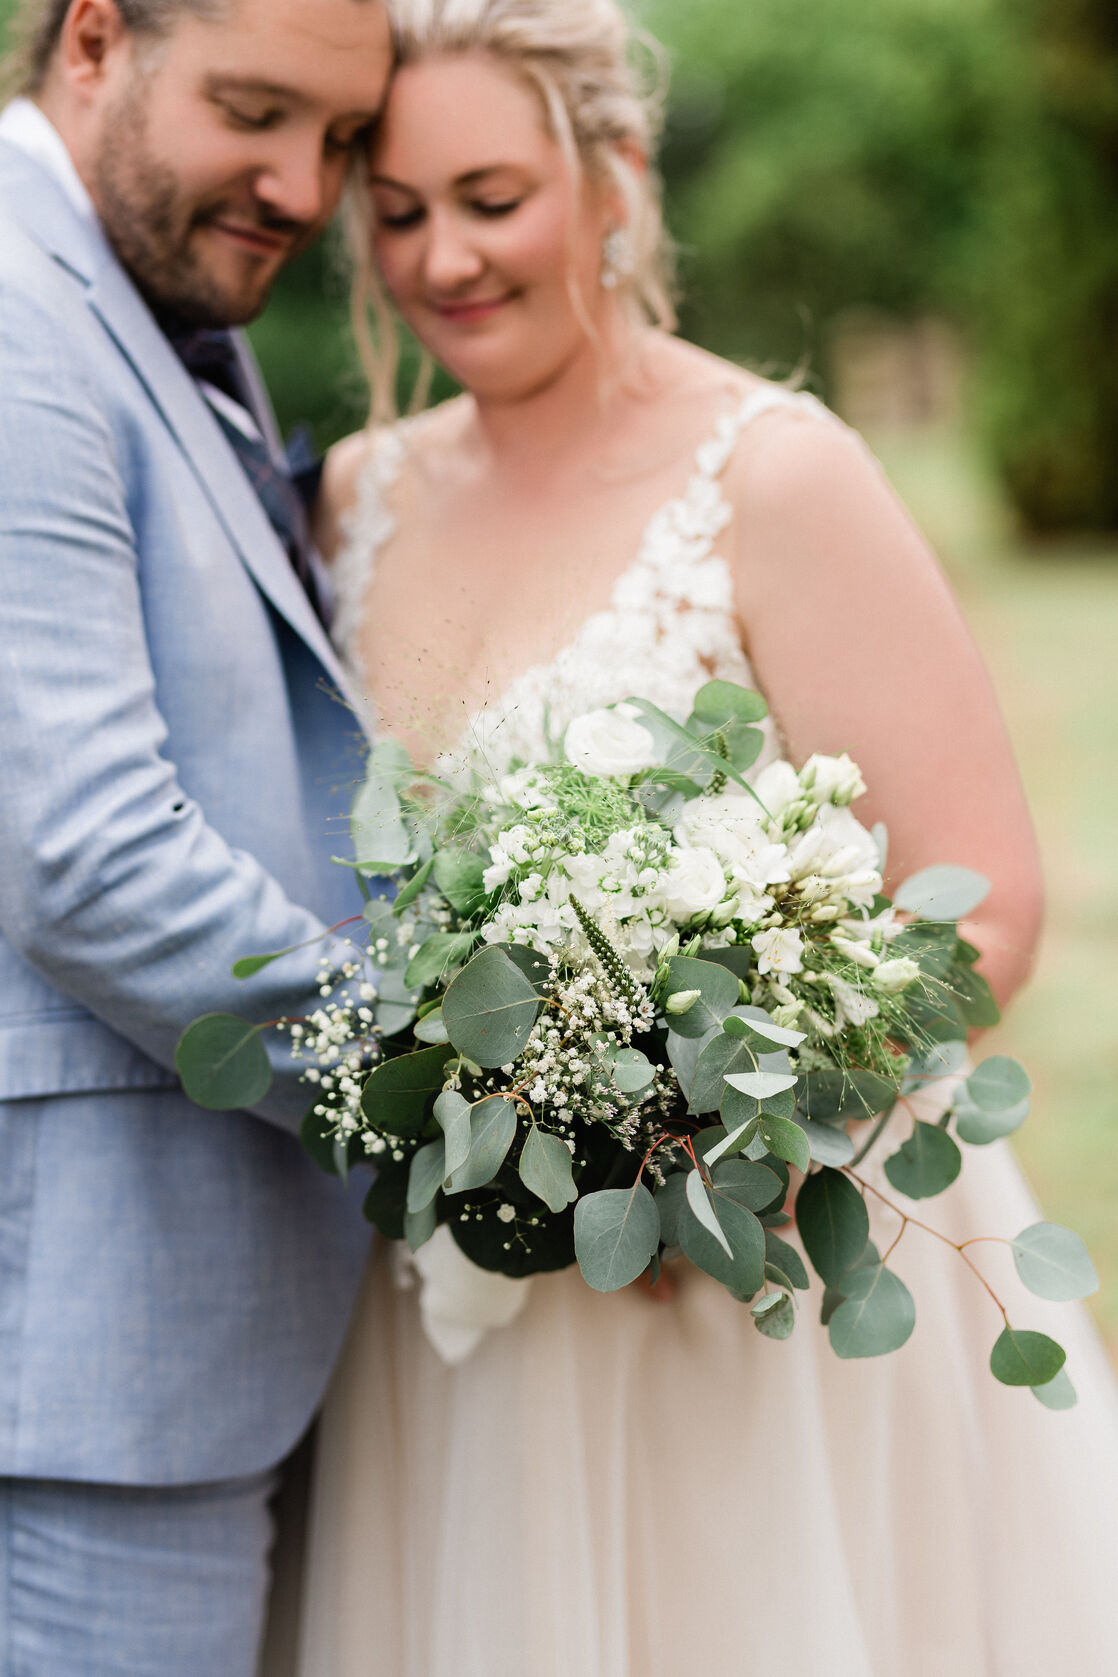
left=600, top=226, right=635, bottom=291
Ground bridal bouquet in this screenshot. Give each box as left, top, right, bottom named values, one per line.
left=178, top=680, right=1094, bottom=1401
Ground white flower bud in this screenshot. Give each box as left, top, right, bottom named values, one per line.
left=665, top=988, right=702, bottom=1016
left=872, top=956, right=922, bottom=993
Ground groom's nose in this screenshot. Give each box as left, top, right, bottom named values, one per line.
left=252, top=135, right=335, bottom=232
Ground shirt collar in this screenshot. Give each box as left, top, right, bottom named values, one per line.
left=0, top=97, right=99, bottom=228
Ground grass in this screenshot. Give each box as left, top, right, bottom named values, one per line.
left=871, top=423, right=1118, bottom=1355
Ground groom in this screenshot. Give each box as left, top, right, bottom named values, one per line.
left=0, top=0, right=390, bottom=1669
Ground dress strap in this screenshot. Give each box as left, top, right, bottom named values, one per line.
left=329, top=422, right=411, bottom=680
left=693, top=385, right=825, bottom=483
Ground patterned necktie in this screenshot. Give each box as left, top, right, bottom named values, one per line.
left=168, top=326, right=325, bottom=623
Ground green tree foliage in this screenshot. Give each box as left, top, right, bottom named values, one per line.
left=646, top=0, right=1118, bottom=533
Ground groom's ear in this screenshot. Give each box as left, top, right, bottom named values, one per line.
left=59, top=0, right=131, bottom=94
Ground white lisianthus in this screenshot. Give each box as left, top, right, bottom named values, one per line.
left=752, top=758, right=802, bottom=820
left=564, top=705, right=657, bottom=778
left=664, top=845, right=729, bottom=920
left=752, top=927, right=805, bottom=974
left=800, top=752, right=867, bottom=806
left=872, top=956, right=922, bottom=993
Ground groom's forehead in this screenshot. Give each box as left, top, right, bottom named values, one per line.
left=162, top=0, right=390, bottom=82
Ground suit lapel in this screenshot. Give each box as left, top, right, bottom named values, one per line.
left=0, top=140, right=353, bottom=700
left=85, top=263, right=353, bottom=697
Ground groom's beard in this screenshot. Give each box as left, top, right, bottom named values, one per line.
left=90, top=84, right=317, bottom=329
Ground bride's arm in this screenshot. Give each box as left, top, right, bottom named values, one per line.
left=728, top=411, right=1043, bottom=1012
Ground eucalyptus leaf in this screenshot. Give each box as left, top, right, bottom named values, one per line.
left=893, top=864, right=991, bottom=921
left=1010, top=1223, right=1099, bottom=1302
left=495, top=942, right=551, bottom=994
left=702, top=1115, right=758, bottom=1167
left=723, top=1013, right=806, bottom=1049
left=1031, top=1368, right=1078, bottom=1411
left=607, top=1047, right=657, bottom=1095
left=350, top=767, right=413, bottom=873
left=990, top=1326, right=1066, bottom=1388
left=883, top=1122, right=963, bottom=1200
left=446, top=1096, right=518, bottom=1193
left=678, top=1167, right=767, bottom=1294
left=371, top=965, right=422, bottom=1039
left=519, top=1125, right=578, bottom=1213
left=391, top=855, right=435, bottom=916
left=952, top=965, right=1001, bottom=1029
left=405, top=931, right=477, bottom=991
left=954, top=1093, right=1030, bottom=1145
left=796, top=1168, right=871, bottom=1286
left=765, top=1230, right=810, bottom=1290
left=441, top=946, right=542, bottom=1068
left=413, top=1008, right=450, bottom=1045
left=752, top=1291, right=796, bottom=1340
left=360, top=1043, right=455, bottom=1138
left=965, top=1057, right=1032, bottom=1113
left=685, top=1170, right=733, bottom=1257
left=362, top=1157, right=409, bottom=1239
left=432, top=850, right=489, bottom=917
left=724, top=1070, right=799, bottom=1101
left=403, top=1200, right=437, bottom=1253
left=406, top=1138, right=447, bottom=1214
left=654, top=1171, right=688, bottom=1245
left=799, top=1069, right=900, bottom=1122
left=433, top=1089, right=472, bottom=1177
left=790, top=1115, right=855, bottom=1168
left=828, top=1264, right=916, bottom=1358
left=175, top=1013, right=272, bottom=1111
left=688, top=678, right=769, bottom=727
left=689, top=1031, right=755, bottom=1116
left=757, top=1113, right=812, bottom=1173
left=660, top=955, right=740, bottom=1038
left=574, top=1183, right=661, bottom=1292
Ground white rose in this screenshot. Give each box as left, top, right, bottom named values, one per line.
left=564, top=706, right=657, bottom=777
left=752, top=759, right=802, bottom=820
left=664, top=845, right=729, bottom=920
left=872, top=956, right=922, bottom=993
left=800, top=752, right=867, bottom=806
left=751, top=927, right=805, bottom=974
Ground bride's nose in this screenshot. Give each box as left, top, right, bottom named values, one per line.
left=420, top=208, right=487, bottom=291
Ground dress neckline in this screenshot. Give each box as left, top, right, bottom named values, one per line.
left=332, top=381, right=821, bottom=765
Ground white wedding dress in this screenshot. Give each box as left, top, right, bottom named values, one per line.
left=290, top=388, right=1118, bottom=1676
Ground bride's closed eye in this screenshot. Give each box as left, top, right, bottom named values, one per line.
left=375, top=198, right=525, bottom=231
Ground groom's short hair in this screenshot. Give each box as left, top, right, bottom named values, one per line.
left=3, top=0, right=225, bottom=97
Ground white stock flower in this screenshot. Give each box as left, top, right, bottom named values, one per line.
left=563, top=705, right=657, bottom=777
left=799, top=753, right=867, bottom=805
left=873, top=956, right=922, bottom=993
left=752, top=927, right=805, bottom=975
left=664, top=845, right=728, bottom=921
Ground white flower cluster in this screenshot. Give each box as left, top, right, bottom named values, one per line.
left=471, top=726, right=913, bottom=1031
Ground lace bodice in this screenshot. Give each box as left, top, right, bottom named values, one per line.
left=332, top=384, right=825, bottom=778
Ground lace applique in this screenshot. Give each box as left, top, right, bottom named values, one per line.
left=331, top=384, right=826, bottom=774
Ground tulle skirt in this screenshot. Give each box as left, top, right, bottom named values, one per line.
left=289, top=1140, right=1118, bottom=1676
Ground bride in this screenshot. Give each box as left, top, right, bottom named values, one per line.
left=285, top=0, right=1118, bottom=1670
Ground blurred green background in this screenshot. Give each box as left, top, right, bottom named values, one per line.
left=2, top=0, right=1116, bottom=1349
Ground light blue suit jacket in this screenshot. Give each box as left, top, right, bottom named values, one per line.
left=0, top=140, right=373, bottom=1486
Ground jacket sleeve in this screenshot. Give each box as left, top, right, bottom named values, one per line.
left=0, top=280, right=360, bottom=1133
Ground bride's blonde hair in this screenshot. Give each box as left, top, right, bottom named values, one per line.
left=349, top=0, right=677, bottom=422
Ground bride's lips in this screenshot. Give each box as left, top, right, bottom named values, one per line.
left=429, top=293, right=514, bottom=324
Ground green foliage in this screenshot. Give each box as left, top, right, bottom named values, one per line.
left=1011, top=1222, right=1099, bottom=1302
left=644, top=0, right=1118, bottom=533
left=441, top=946, right=542, bottom=1068
left=828, top=1262, right=917, bottom=1357
left=574, top=1184, right=661, bottom=1292
left=519, top=1124, right=579, bottom=1213
left=990, top=1325, right=1067, bottom=1387
left=796, top=1168, right=872, bottom=1286
left=445, top=1096, right=517, bottom=1193
left=174, top=1013, right=271, bottom=1110
left=884, top=1121, right=963, bottom=1199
